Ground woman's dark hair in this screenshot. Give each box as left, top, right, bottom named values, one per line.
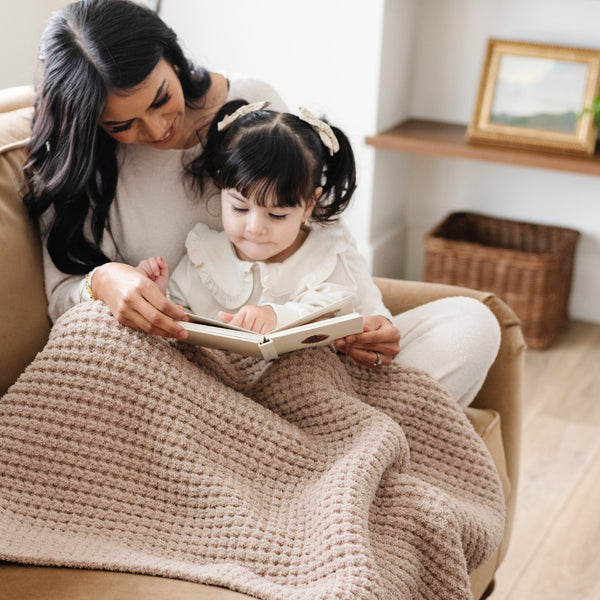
left=190, top=100, right=357, bottom=223
left=24, top=0, right=211, bottom=274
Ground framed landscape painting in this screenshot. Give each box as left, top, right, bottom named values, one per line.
left=467, top=39, right=600, bottom=155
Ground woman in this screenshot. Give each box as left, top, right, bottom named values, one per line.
left=25, top=0, right=499, bottom=406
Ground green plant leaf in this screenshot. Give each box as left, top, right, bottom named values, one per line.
left=579, top=94, right=600, bottom=125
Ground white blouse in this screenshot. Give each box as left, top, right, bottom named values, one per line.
left=168, top=222, right=372, bottom=329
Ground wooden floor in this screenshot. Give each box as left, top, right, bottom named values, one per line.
left=490, top=320, right=600, bottom=600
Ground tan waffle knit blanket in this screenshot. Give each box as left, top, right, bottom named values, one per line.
left=0, top=302, right=505, bottom=600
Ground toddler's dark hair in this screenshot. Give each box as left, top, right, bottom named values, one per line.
left=190, top=100, right=356, bottom=222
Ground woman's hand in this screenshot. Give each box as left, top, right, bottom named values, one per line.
left=91, top=262, right=189, bottom=339
left=219, top=305, right=277, bottom=334
left=335, top=315, right=401, bottom=367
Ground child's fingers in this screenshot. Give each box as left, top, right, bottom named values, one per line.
left=228, top=312, right=249, bottom=329
left=135, top=260, right=152, bottom=277
left=147, top=256, right=162, bottom=278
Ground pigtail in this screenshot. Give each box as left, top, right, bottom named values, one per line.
left=312, top=125, right=356, bottom=223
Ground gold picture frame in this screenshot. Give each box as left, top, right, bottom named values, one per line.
left=467, top=39, right=600, bottom=155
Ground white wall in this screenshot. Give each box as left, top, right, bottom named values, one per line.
left=397, top=0, right=600, bottom=322
left=367, top=0, right=416, bottom=278
left=0, top=0, right=70, bottom=89
left=160, top=0, right=390, bottom=257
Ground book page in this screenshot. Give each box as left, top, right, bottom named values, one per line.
left=184, top=295, right=355, bottom=334
left=271, top=295, right=355, bottom=332
left=185, top=313, right=251, bottom=333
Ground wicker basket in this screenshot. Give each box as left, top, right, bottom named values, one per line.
left=424, top=212, right=580, bottom=348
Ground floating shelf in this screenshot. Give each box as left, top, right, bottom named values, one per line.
left=365, top=119, right=600, bottom=177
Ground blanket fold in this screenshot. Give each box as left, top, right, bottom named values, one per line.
left=0, top=302, right=505, bottom=600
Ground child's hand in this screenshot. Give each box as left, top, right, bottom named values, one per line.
left=218, top=305, right=277, bottom=334
left=135, top=256, right=169, bottom=294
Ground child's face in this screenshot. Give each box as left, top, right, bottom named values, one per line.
left=221, top=188, right=317, bottom=263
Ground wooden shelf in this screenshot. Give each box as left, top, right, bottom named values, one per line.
left=366, top=119, right=600, bottom=176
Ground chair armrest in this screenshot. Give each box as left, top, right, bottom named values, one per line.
left=374, top=277, right=495, bottom=313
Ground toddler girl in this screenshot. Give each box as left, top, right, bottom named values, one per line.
left=137, top=99, right=380, bottom=336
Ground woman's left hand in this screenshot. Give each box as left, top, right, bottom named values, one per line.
left=335, top=315, right=401, bottom=367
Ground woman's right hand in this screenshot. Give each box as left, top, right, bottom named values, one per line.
left=334, top=314, right=401, bottom=367
left=91, top=262, right=189, bottom=339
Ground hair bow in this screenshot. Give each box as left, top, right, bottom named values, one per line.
left=217, top=100, right=271, bottom=131
left=298, top=107, right=340, bottom=156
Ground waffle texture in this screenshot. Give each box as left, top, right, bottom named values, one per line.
left=0, top=302, right=505, bottom=600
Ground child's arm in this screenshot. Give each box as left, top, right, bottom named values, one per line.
left=135, top=256, right=169, bottom=295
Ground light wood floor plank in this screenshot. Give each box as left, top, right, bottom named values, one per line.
left=495, top=445, right=600, bottom=599
left=521, top=321, right=600, bottom=426
left=489, top=320, right=600, bottom=600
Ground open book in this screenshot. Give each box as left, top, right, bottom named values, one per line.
left=178, top=296, right=364, bottom=360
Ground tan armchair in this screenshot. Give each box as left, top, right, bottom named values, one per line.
left=0, top=86, right=524, bottom=600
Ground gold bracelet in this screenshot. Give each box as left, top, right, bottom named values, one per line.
left=84, top=269, right=97, bottom=301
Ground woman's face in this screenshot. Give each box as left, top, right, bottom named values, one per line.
left=99, top=58, right=188, bottom=149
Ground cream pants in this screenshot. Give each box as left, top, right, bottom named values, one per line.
left=392, top=296, right=501, bottom=408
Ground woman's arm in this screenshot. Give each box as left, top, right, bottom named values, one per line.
left=43, top=242, right=188, bottom=338
left=42, top=245, right=85, bottom=323
left=41, top=223, right=188, bottom=337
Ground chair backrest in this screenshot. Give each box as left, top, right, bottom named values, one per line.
left=0, top=85, right=35, bottom=113
left=0, top=86, right=50, bottom=395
